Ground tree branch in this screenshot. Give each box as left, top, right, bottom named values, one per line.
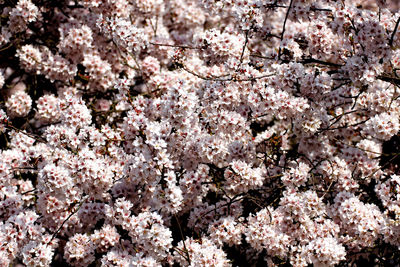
left=389, top=16, right=400, bottom=47
left=278, top=0, right=294, bottom=60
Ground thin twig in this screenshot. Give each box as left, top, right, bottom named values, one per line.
left=310, top=7, right=332, bottom=12
left=250, top=54, right=275, bottom=60
left=182, top=65, right=275, bottom=82
left=363, top=153, right=400, bottom=181
left=4, top=124, right=47, bottom=143
left=148, top=18, right=157, bottom=37
left=331, top=81, right=352, bottom=91
left=234, top=72, right=276, bottom=82
left=278, top=0, right=294, bottom=59
left=174, top=214, right=191, bottom=265
left=389, top=16, right=400, bottom=47
left=264, top=3, right=287, bottom=9
left=21, top=189, right=37, bottom=195
left=0, top=43, right=13, bottom=52
left=49, top=196, right=88, bottom=243
left=301, top=57, right=343, bottom=67
left=149, top=42, right=201, bottom=50
left=329, top=109, right=367, bottom=121
left=333, top=137, right=391, bottom=157
left=316, top=118, right=370, bottom=134
left=236, top=30, right=249, bottom=72
left=250, top=54, right=344, bottom=68
left=181, top=66, right=231, bottom=81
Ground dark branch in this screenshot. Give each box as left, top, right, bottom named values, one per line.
left=149, top=42, right=201, bottom=50
left=301, top=58, right=343, bottom=67
left=389, top=16, right=400, bottom=47
left=278, top=0, right=294, bottom=60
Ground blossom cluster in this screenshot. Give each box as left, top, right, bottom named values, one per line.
left=2, top=0, right=400, bottom=266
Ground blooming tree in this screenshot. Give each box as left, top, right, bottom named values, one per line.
left=1, top=0, right=400, bottom=266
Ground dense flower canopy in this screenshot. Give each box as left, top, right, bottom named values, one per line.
left=1, top=0, right=400, bottom=266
